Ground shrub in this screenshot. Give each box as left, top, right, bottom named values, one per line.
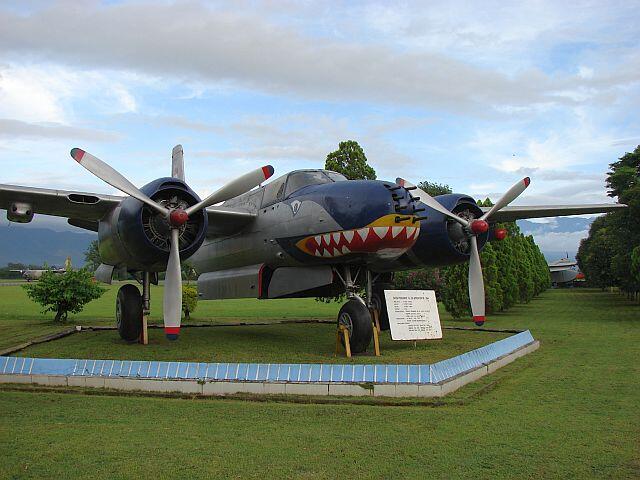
left=24, top=269, right=106, bottom=323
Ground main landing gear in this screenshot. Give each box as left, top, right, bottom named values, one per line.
left=116, top=272, right=152, bottom=343
left=334, top=266, right=390, bottom=354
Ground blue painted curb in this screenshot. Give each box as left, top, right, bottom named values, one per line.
left=1, top=330, right=535, bottom=385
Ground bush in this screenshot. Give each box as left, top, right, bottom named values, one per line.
left=182, top=284, right=198, bottom=319
left=24, top=269, right=106, bottom=323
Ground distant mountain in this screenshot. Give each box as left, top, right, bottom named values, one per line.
left=518, top=217, right=595, bottom=262
left=0, top=225, right=95, bottom=267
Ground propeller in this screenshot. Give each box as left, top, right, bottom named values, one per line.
left=71, top=147, right=274, bottom=339
left=397, top=176, right=530, bottom=325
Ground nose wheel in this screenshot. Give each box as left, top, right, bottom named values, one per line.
left=337, top=298, right=373, bottom=354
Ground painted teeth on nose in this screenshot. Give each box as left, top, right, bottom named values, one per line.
left=343, top=230, right=354, bottom=243
left=332, top=232, right=341, bottom=245
left=314, top=235, right=322, bottom=246
left=322, top=234, right=331, bottom=246
left=342, top=246, right=351, bottom=255
left=373, top=226, right=388, bottom=239
left=323, top=249, right=332, bottom=257
left=392, top=226, right=403, bottom=238
left=357, top=228, right=369, bottom=242
left=405, top=227, right=415, bottom=239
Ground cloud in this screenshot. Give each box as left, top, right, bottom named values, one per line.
left=1, top=1, right=634, bottom=114
left=0, top=118, right=120, bottom=141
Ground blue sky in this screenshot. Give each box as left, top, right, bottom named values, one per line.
left=0, top=0, right=639, bottom=254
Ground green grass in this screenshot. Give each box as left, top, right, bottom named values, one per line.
left=14, top=324, right=508, bottom=364
left=0, top=283, right=340, bottom=351
left=4, top=281, right=507, bottom=364
left=1, top=289, right=639, bottom=478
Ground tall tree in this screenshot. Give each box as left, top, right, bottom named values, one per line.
left=417, top=181, right=452, bottom=196
left=325, top=140, right=376, bottom=180
left=83, top=240, right=101, bottom=273
left=578, top=146, right=640, bottom=294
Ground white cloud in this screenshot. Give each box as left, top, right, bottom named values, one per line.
left=0, top=2, right=636, bottom=114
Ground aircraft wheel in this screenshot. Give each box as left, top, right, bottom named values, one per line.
left=337, top=298, right=373, bottom=353
left=371, top=282, right=393, bottom=331
left=116, top=284, right=143, bottom=343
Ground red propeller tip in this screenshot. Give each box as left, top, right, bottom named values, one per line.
left=262, top=165, right=275, bottom=180
left=70, top=148, right=85, bottom=163
left=473, top=316, right=485, bottom=326
left=494, top=228, right=508, bottom=240
left=165, top=326, right=180, bottom=340
left=471, top=219, right=489, bottom=234
left=169, top=209, right=189, bottom=227
left=523, top=177, right=530, bottom=187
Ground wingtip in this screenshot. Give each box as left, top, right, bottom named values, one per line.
left=523, top=177, right=530, bottom=187
left=473, top=316, right=485, bottom=326
left=70, top=148, right=85, bottom=163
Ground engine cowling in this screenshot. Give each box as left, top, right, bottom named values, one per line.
left=98, top=178, right=208, bottom=272
left=407, top=193, right=489, bottom=267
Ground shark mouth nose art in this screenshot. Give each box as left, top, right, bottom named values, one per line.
left=296, top=215, right=421, bottom=258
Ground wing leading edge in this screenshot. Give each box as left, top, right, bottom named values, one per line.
left=481, top=203, right=627, bottom=223
left=0, top=183, right=259, bottom=235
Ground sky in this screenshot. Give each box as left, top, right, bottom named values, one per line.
left=0, top=0, right=639, bottom=254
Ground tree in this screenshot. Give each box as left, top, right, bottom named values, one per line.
left=84, top=240, right=101, bottom=273
left=325, top=140, right=376, bottom=180
left=182, top=284, right=198, bottom=320
left=24, top=269, right=106, bottom=322
left=417, top=181, right=452, bottom=196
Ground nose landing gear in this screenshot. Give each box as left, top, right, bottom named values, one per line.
left=334, top=266, right=386, bottom=354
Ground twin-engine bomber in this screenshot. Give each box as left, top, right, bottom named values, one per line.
left=0, top=145, right=626, bottom=352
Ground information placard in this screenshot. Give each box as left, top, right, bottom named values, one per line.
left=383, top=290, right=442, bottom=340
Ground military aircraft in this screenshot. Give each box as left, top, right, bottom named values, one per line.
left=0, top=145, right=626, bottom=352
left=10, top=257, right=72, bottom=281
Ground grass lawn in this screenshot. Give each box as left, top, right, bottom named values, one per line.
left=1, top=289, right=639, bottom=478
left=0, top=282, right=340, bottom=352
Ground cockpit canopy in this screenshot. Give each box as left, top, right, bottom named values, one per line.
left=261, top=169, right=347, bottom=207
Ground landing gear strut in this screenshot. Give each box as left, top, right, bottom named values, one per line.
left=334, top=266, right=383, bottom=354
left=116, top=272, right=152, bottom=343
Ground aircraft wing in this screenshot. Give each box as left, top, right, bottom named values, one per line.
left=0, top=183, right=123, bottom=229
left=481, top=203, right=627, bottom=223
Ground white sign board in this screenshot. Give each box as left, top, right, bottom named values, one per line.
left=383, top=290, right=442, bottom=340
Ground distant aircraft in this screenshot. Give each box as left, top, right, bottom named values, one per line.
left=0, top=145, right=626, bottom=352
left=548, top=258, right=580, bottom=285
left=10, top=257, right=72, bottom=281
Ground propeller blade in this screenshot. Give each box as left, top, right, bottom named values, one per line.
left=71, top=148, right=168, bottom=216
left=171, top=144, right=185, bottom=181
left=396, top=178, right=468, bottom=227
left=481, top=177, right=530, bottom=221
left=468, top=236, right=485, bottom=326
left=185, top=165, right=275, bottom=216
left=163, top=228, right=182, bottom=340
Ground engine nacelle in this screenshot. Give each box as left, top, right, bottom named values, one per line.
left=98, top=178, right=208, bottom=272
left=7, top=202, right=34, bottom=223
left=407, top=194, right=488, bottom=267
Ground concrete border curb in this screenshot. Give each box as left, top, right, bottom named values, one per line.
left=0, top=337, right=539, bottom=398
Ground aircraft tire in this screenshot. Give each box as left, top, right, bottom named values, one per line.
left=337, top=299, right=373, bottom=353
left=371, top=282, right=393, bottom=331
left=116, top=284, right=143, bottom=343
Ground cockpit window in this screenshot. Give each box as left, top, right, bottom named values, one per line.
left=261, top=177, right=287, bottom=207
left=284, top=171, right=332, bottom=197
left=325, top=171, right=348, bottom=182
